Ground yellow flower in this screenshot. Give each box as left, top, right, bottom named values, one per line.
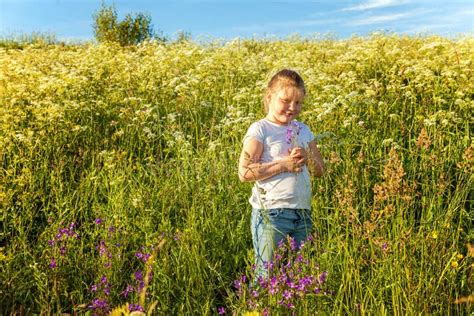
left=451, top=260, right=459, bottom=268
left=243, top=312, right=260, bottom=316
left=431, top=231, right=438, bottom=239
left=456, top=254, right=464, bottom=260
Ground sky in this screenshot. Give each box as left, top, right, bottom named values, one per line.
left=0, top=0, right=473, bottom=42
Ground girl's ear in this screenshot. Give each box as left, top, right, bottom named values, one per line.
left=265, top=92, right=273, bottom=104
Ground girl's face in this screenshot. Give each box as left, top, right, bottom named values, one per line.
left=266, top=86, right=304, bottom=126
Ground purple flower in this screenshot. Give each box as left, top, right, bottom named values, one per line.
left=282, top=290, right=293, bottom=300
left=298, top=276, right=313, bottom=290
left=49, top=257, right=57, bottom=269
left=60, top=246, right=67, bottom=256
left=269, top=287, right=278, bottom=295
left=289, top=237, right=297, bottom=251
left=274, top=253, right=282, bottom=262
left=100, top=275, right=107, bottom=284
left=286, top=129, right=293, bottom=144
left=277, top=238, right=285, bottom=249
left=122, top=284, right=135, bottom=298
left=319, top=271, right=328, bottom=284
left=251, top=290, right=259, bottom=298
left=217, top=306, right=226, bottom=315
left=122, top=284, right=134, bottom=298
left=97, top=240, right=109, bottom=258
left=135, top=251, right=151, bottom=263
left=48, top=239, right=55, bottom=247
left=233, top=279, right=242, bottom=290
left=90, top=284, right=98, bottom=292
left=108, top=225, right=115, bottom=233
left=382, top=243, right=388, bottom=251
left=143, top=253, right=151, bottom=262
left=233, top=274, right=247, bottom=293
left=129, top=304, right=144, bottom=312
left=89, top=298, right=108, bottom=311
left=270, top=276, right=278, bottom=287
left=257, top=276, right=267, bottom=288
left=299, top=241, right=306, bottom=249
left=263, top=261, right=274, bottom=271
left=95, top=218, right=103, bottom=225
left=286, top=120, right=301, bottom=145
left=134, top=270, right=143, bottom=281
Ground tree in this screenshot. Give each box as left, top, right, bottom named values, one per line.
left=93, top=3, right=162, bottom=46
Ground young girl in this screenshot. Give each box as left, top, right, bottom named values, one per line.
left=238, top=69, right=325, bottom=280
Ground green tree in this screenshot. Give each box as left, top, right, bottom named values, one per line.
left=93, top=3, right=162, bottom=46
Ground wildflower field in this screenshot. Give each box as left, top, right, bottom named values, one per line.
left=1, top=34, right=473, bottom=315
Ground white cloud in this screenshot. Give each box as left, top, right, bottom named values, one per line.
left=343, top=0, right=408, bottom=11
left=401, top=7, right=474, bottom=34
left=348, top=12, right=413, bottom=26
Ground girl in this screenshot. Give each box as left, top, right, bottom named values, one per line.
left=238, top=69, right=325, bottom=280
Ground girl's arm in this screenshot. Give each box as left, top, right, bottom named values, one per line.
left=238, top=137, right=301, bottom=182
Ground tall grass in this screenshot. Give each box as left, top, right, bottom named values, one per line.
left=0, top=32, right=58, bottom=49
left=0, top=34, right=472, bottom=314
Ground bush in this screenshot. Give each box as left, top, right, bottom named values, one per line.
left=93, top=4, right=163, bottom=46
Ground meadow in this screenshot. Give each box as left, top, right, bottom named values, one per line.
left=0, top=34, right=472, bottom=315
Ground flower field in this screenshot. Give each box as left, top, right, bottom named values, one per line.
left=0, top=34, right=473, bottom=314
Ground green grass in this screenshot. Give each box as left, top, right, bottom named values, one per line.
left=0, top=34, right=472, bottom=315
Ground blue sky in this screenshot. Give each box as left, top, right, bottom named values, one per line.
left=0, top=0, right=473, bottom=42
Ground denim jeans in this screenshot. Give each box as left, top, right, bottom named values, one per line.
left=251, top=208, right=313, bottom=280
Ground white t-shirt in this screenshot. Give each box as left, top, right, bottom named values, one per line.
left=243, top=118, right=315, bottom=210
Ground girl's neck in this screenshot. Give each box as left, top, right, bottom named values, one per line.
left=265, top=115, right=294, bottom=126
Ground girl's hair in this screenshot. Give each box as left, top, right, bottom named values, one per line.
left=263, top=69, right=306, bottom=113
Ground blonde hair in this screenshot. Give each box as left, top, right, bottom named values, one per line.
left=263, top=69, right=306, bottom=113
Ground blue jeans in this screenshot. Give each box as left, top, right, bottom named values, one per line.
left=251, top=208, right=313, bottom=280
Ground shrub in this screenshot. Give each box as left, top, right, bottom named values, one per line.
left=92, top=3, right=162, bottom=46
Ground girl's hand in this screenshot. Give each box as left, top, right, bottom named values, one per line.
left=289, top=147, right=308, bottom=166
left=280, top=156, right=303, bottom=173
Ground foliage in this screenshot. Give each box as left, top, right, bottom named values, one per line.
left=0, top=34, right=473, bottom=315
left=93, top=3, right=161, bottom=46
left=0, top=31, right=58, bottom=49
